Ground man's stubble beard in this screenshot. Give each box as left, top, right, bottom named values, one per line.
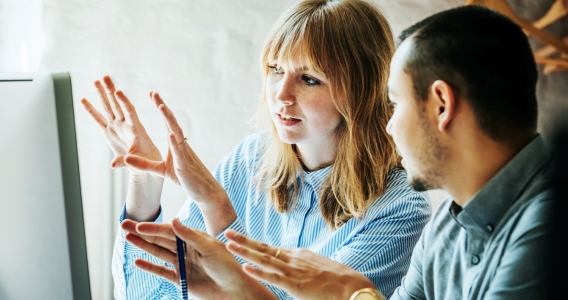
left=407, top=108, right=446, bottom=192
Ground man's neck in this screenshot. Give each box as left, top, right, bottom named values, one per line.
left=443, top=132, right=536, bottom=207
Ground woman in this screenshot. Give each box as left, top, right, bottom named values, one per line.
left=82, top=0, right=430, bottom=299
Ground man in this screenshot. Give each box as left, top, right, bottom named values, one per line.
left=125, top=5, right=555, bottom=299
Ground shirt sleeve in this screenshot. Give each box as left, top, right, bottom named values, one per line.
left=482, top=195, right=553, bottom=299
left=112, top=205, right=183, bottom=300
left=181, top=135, right=252, bottom=253
left=332, top=193, right=430, bottom=299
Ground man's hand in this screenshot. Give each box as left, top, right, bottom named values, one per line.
left=225, top=229, right=383, bottom=300
left=123, top=219, right=278, bottom=300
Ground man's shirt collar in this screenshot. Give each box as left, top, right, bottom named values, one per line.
left=450, top=135, right=551, bottom=235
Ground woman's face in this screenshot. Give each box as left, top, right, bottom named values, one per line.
left=265, top=59, right=343, bottom=149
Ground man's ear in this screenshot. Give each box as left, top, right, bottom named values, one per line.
left=430, top=80, right=456, bottom=132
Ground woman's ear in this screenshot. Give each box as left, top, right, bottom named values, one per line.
left=430, top=80, right=456, bottom=132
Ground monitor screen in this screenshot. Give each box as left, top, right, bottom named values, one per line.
left=0, top=71, right=91, bottom=299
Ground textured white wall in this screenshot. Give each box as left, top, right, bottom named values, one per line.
left=29, top=0, right=568, bottom=299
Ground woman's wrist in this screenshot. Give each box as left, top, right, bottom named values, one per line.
left=125, top=172, right=164, bottom=222
left=195, top=192, right=237, bottom=236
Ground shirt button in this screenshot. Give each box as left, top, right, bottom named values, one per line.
left=471, top=255, right=480, bottom=265
left=486, top=224, right=494, bottom=232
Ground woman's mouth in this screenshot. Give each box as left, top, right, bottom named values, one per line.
left=277, top=114, right=301, bottom=126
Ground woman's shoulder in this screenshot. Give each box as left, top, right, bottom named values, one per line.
left=217, top=131, right=269, bottom=173
left=226, top=132, right=268, bottom=159
left=366, top=168, right=431, bottom=217
left=384, top=168, right=418, bottom=197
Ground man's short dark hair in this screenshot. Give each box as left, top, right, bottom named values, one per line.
left=398, top=6, right=538, bottom=141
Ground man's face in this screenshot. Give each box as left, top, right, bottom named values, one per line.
left=386, top=39, right=445, bottom=191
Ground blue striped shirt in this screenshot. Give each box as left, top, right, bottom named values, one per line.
left=112, top=133, right=431, bottom=299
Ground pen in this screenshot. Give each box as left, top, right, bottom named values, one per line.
left=176, top=236, right=188, bottom=300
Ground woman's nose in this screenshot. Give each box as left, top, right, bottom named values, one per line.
left=275, top=75, right=295, bottom=106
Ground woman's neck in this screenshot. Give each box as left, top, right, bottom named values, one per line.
left=295, top=139, right=338, bottom=172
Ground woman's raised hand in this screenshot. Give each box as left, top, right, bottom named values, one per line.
left=81, top=76, right=162, bottom=170
left=123, top=93, right=237, bottom=235
left=82, top=76, right=164, bottom=222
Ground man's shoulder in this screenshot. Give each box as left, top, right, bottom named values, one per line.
left=500, top=158, right=555, bottom=237
left=506, top=189, right=555, bottom=240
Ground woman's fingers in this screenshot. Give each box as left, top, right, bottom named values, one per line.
left=226, top=241, right=290, bottom=273
left=167, top=133, right=188, bottom=171
left=136, top=222, right=177, bottom=240
left=80, top=98, right=108, bottom=129
left=129, top=231, right=177, bottom=253
left=126, top=233, right=177, bottom=265
left=115, top=90, right=141, bottom=125
left=110, top=155, right=126, bottom=169
left=157, top=101, right=185, bottom=143
left=94, top=79, right=115, bottom=120
left=225, top=230, right=289, bottom=262
left=166, top=132, right=200, bottom=188
left=150, top=91, right=166, bottom=108
left=134, top=258, right=179, bottom=286
left=121, top=219, right=139, bottom=235
left=171, top=219, right=219, bottom=254
left=121, top=220, right=177, bottom=250
left=151, top=93, right=175, bottom=135
left=151, top=92, right=172, bottom=137
left=101, top=76, right=125, bottom=121
left=242, top=263, right=289, bottom=288
left=124, top=154, right=166, bottom=177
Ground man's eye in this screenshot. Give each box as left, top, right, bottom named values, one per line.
left=268, top=65, right=284, bottom=75
left=302, top=75, right=319, bottom=86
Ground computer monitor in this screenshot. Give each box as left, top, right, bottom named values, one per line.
left=0, top=71, right=91, bottom=299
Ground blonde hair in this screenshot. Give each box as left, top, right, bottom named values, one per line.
left=254, top=0, right=398, bottom=229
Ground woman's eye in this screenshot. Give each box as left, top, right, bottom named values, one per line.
left=302, top=75, right=319, bottom=86
left=268, top=65, right=284, bottom=75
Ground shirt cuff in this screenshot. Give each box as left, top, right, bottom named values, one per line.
left=215, top=217, right=246, bottom=243
left=215, top=218, right=247, bottom=264
left=119, top=203, right=163, bottom=224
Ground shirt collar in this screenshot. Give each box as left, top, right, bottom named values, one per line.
left=451, top=135, right=551, bottom=234
left=301, top=165, right=333, bottom=194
